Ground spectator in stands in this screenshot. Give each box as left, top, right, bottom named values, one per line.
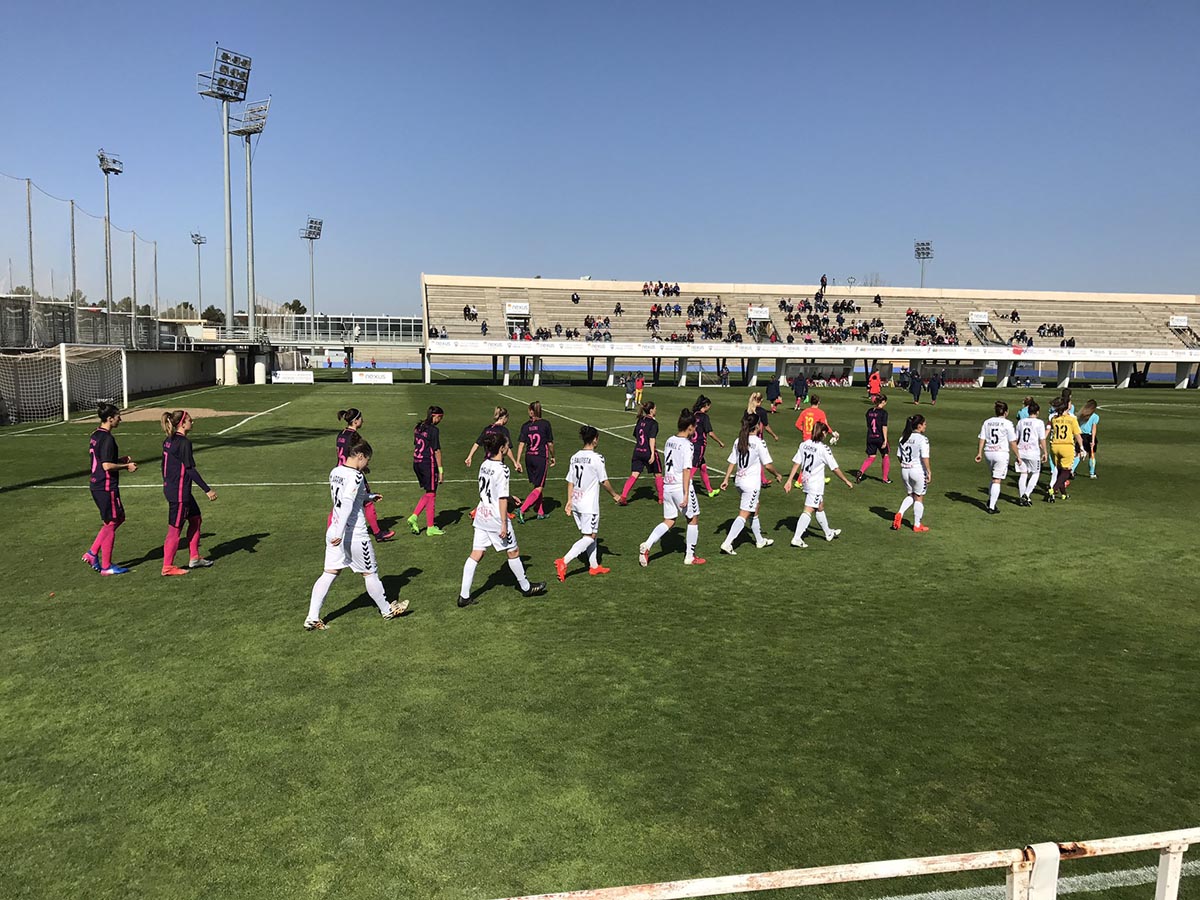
left=463, top=305, right=471, bottom=320
left=642, top=282, right=651, bottom=296
left=440, top=326, right=449, bottom=339
left=571, top=292, right=580, bottom=304
left=874, top=294, right=883, bottom=307
left=614, top=302, right=623, bottom=317
left=428, top=325, right=438, bottom=339
left=820, top=274, right=828, bottom=293
left=1011, top=309, right=1020, bottom=323
left=554, top=323, right=563, bottom=336
left=370, top=356, right=377, bottom=369
left=481, top=320, right=488, bottom=336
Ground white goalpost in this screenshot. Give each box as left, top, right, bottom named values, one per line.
left=0, top=344, right=127, bottom=424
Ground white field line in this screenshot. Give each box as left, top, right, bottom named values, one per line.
left=497, top=391, right=634, bottom=443
left=215, top=402, right=292, bottom=435
left=30, top=479, right=482, bottom=489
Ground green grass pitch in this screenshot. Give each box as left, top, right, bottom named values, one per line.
left=1, top=377, right=1197, bottom=900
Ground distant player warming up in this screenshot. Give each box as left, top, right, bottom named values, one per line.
left=458, top=433, right=547, bottom=607
left=515, top=401, right=555, bottom=521
left=336, top=408, right=395, bottom=541
left=689, top=395, right=726, bottom=497
left=784, top=422, right=854, bottom=547
left=304, top=436, right=408, bottom=630
left=83, top=402, right=137, bottom=575
left=1014, top=401, right=1048, bottom=506
left=638, top=408, right=705, bottom=566
left=975, top=400, right=1019, bottom=514
left=555, top=425, right=621, bottom=581
left=891, top=415, right=931, bottom=531
left=407, top=406, right=445, bottom=535
left=855, top=393, right=892, bottom=484
left=618, top=401, right=663, bottom=505
left=718, top=412, right=783, bottom=555
left=160, top=410, right=218, bottom=575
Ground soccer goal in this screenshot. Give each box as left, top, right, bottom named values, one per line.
left=0, top=344, right=127, bottom=425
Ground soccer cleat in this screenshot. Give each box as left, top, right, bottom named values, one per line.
left=638, top=542, right=650, bottom=567
left=892, top=512, right=903, bottom=530
left=617, top=496, right=629, bottom=506
left=1046, top=493, right=1056, bottom=503
left=825, top=529, right=842, bottom=542
left=794, top=479, right=804, bottom=489
left=162, top=566, right=190, bottom=577
left=375, top=529, right=396, bottom=542
left=406, top=514, right=421, bottom=534
left=708, top=488, right=721, bottom=498
left=987, top=507, right=1000, bottom=515
left=82, top=551, right=101, bottom=571
left=824, top=476, right=831, bottom=484
left=536, top=512, right=547, bottom=520
left=719, top=541, right=737, bottom=556
left=1089, top=474, right=1097, bottom=479
left=684, top=557, right=706, bottom=565
left=790, top=537, right=809, bottom=548
left=854, top=470, right=864, bottom=484
left=755, top=537, right=774, bottom=549
left=1059, top=493, right=1071, bottom=501
left=100, top=565, right=131, bottom=576
left=882, top=479, right=893, bottom=484
left=520, top=581, right=548, bottom=597
left=913, top=524, right=930, bottom=533
left=457, top=595, right=478, bottom=608
left=382, top=598, right=409, bottom=620
left=188, top=557, right=214, bottom=568
left=304, top=619, right=328, bottom=631
left=588, top=565, right=611, bottom=576
left=469, top=509, right=477, bottom=519
left=426, top=525, right=446, bottom=536
left=515, top=509, right=526, bottom=524
left=554, top=557, right=567, bottom=582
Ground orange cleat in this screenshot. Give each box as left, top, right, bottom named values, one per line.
left=554, top=557, right=567, bottom=582
left=162, top=565, right=190, bottom=577
left=684, top=557, right=707, bottom=565
left=588, top=566, right=611, bottom=576
left=913, top=524, right=930, bottom=533
left=891, top=512, right=903, bottom=531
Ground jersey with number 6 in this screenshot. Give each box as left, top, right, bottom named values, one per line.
left=662, top=435, right=696, bottom=486
left=898, top=433, right=930, bottom=468
left=978, top=416, right=1017, bottom=453
left=566, top=449, right=608, bottom=517
left=1016, top=417, right=1047, bottom=456
left=474, top=458, right=511, bottom=533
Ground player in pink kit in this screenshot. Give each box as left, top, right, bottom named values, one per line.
left=82, top=402, right=137, bottom=575
left=160, top=410, right=218, bottom=576
left=854, top=394, right=893, bottom=484
left=515, top=401, right=556, bottom=521
left=335, top=408, right=395, bottom=541
left=407, top=406, right=445, bottom=535
left=618, top=401, right=664, bottom=505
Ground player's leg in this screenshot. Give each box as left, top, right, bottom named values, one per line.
left=793, top=503, right=815, bottom=546
left=684, top=492, right=703, bottom=564
left=814, top=503, right=838, bottom=540
left=618, top=468, right=639, bottom=503
left=722, top=508, right=749, bottom=553
left=1088, top=439, right=1097, bottom=477
left=306, top=569, right=340, bottom=629
left=558, top=514, right=595, bottom=580
left=880, top=449, right=892, bottom=483
left=912, top=492, right=927, bottom=530
left=162, top=501, right=187, bottom=575
left=459, top=538, right=488, bottom=606
left=857, top=453, right=876, bottom=481
left=652, top=456, right=664, bottom=504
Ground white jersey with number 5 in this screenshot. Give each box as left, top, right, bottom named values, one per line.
left=979, top=416, right=1017, bottom=453
left=474, top=458, right=510, bottom=534
left=1016, top=417, right=1046, bottom=456
left=727, top=434, right=772, bottom=487
left=662, top=435, right=696, bottom=486
left=566, top=448, right=608, bottom=517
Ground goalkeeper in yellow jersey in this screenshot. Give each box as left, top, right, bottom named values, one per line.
left=1046, top=398, right=1085, bottom=502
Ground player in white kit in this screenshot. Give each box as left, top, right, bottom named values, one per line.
left=718, top=412, right=783, bottom=554
left=890, top=415, right=932, bottom=532
left=784, top=422, right=855, bottom=547
left=975, top=400, right=1020, bottom=514
left=305, top=437, right=408, bottom=630
left=1014, top=400, right=1048, bottom=506
left=459, top=433, right=548, bottom=607
left=638, top=409, right=705, bottom=566
left=555, top=425, right=622, bottom=581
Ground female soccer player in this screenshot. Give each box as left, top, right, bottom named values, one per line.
left=1014, top=400, right=1048, bottom=505
left=623, top=374, right=636, bottom=411
left=975, top=400, right=1019, bottom=514
left=690, top=395, right=726, bottom=497
left=464, top=406, right=521, bottom=471
left=407, top=406, right=446, bottom=535
left=749, top=391, right=780, bottom=487
left=1017, top=396, right=1035, bottom=420
left=82, top=402, right=137, bottom=575
left=854, top=393, right=892, bottom=484
left=792, top=373, right=808, bottom=410
left=336, top=408, right=394, bottom=542
left=618, top=401, right=662, bottom=505
left=160, top=410, right=218, bottom=576
left=555, top=425, right=622, bottom=581
left=638, top=408, right=705, bottom=566
left=1073, top=399, right=1100, bottom=479
left=515, top=401, right=555, bottom=521
left=458, top=432, right=547, bottom=607
left=634, top=372, right=646, bottom=406
left=1046, top=398, right=1086, bottom=501
left=765, top=375, right=783, bottom=412
left=784, top=422, right=855, bottom=547
left=718, top=412, right=783, bottom=555
left=305, top=436, right=408, bottom=630
left=891, top=415, right=932, bottom=531
left=794, top=394, right=831, bottom=441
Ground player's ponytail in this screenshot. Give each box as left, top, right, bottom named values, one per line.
left=1080, top=399, right=1097, bottom=421
left=337, top=408, right=361, bottom=426
left=994, top=400, right=1009, bottom=417
left=746, top=391, right=763, bottom=413
left=481, top=431, right=506, bottom=458
left=736, top=412, right=755, bottom=455
left=492, top=406, right=508, bottom=424
left=901, top=414, right=925, bottom=444
left=528, top=401, right=542, bottom=420
left=97, top=401, right=119, bottom=423
left=677, top=408, right=696, bottom=432
left=637, top=400, right=655, bottom=420
left=346, top=433, right=373, bottom=460
left=1027, top=400, right=1040, bottom=416
left=692, top=394, right=711, bottom=413
left=579, top=424, right=598, bottom=445
left=161, top=410, right=187, bottom=436
left=812, top=422, right=829, bottom=443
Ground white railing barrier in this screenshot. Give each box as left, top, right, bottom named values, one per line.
left=491, top=827, right=1197, bottom=900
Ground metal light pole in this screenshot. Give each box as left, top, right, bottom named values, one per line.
left=230, top=98, right=270, bottom=339
left=131, top=230, right=138, bottom=349
left=300, top=217, right=323, bottom=339
left=98, top=149, right=123, bottom=344
left=153, top=240, right=159, bottom=350
left=198, top=45, right=252, bottom=332
left=191, top=232, right=206, bottom=313
left=914, top=240, right=933, bottom=289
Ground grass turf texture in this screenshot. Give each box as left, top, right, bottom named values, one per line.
left=1, top=382, right=1197, bottom=900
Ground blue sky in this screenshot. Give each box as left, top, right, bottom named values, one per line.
left=3, top=0, right=1198, bottom=315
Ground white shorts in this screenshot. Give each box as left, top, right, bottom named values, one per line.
left=1018, top=454, right=1041, bottom=476
left=984, top=450, right=1009, bottom=479
left=572, top=509, right=600, bottom=535
left=803, top=489, right=824, bottom=510
left=324, top=530, right=377, bottom=574
left=472, top=526, right=518, bottom=553
left=663, top=484, right=700, bottom=519
left=901, top=467, right=926, bottom=496
left=735, top=480, right=760, bottom=514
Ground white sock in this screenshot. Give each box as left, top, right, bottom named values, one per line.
left=898, top=496, right=914, bottom=516
left=750, top=516, right=763, bottom=542
left=587, top=540, right=599, bottom=568
left=913, top=500, right=924, bottom=526
left=565, top=536, right=592, bottom=563
left=460, top=557, right=478, bottom=599
left=1016, top=471, right=1028, bottom=496
left=646, top=522, right=670, bottom=549
left=726, top=517, right=746, bottom=545
left=307, top=571, right=337, bottom=623
left=507, top=556, right=531, bottom=591
left=364, top=573, right=390, bottom=615
left=815, top=511, right=832, bottom=537
left=685, top=524, right=698, bottom=559
left=988, top=482, right=1001, bottom=509
left=795, top=512, right=812, bottom=540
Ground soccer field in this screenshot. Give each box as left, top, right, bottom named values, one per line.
left=2, top=380, right=1197, bottom=900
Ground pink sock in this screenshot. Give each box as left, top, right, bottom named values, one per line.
left=90, top=525, right=107, bottom=556
left=619, top=475, right=638, bottom=500
left=424, top=493, right=436, bottom=527
left=537, top=501, right=544, bottom=516
left=881, top=456, right=891, bottom=480
left=699, top=467, right=713, bottom=492
left=860, top=455, right=875, bottom=473
left=187, top=516, right=202, bottom=559
left=520, top=488, right=541, bottom=514
left=163, top=525, right=182, bottom=569
left=364, top=501, right=381, bottom=534
left=654, top=475, right=664, bottom=503
left=100, top=522, right=117, bottom=569
left=412, top=494, right=428, bottom=518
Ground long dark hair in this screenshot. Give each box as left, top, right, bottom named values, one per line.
left=97, top=402, right=119, bottom=422
left=528, top=401, right=542, bottom=420
left=637, top=400, right=655, bottom=420
left=677, top=408, right=696, bottom=432
left=579, top=425, right=599, bottom=445
left=692, top=394, right=711, bottom=413
left=811, top=422, right=830, bottom=443
left=1026, top=400, right=1040, bottom=416
left=481, top=432, right=506, bottom=458
left=345, top=433, right=373, bottom=460
left=492, top=406, right=508, bottom=424
left=901, top=414, right=925, bottom=443
left=337, top=408, right=361, bottom=426
left=736, top=412, right=758, bottom=455
left=420, top=405, right=444, bottom=427
left=993, top=400, right=1009, bottom=417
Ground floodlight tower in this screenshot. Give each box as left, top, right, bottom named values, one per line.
left=300, top=218, right=323, bottom=331
left=191, top=233, right=207, bottom=310
left=230, top=98, right=270, bottom=337
left=97, top=149, right=123, bottom=340
left=914, top=240, right=934, bottom=289
left=197, top=45, right=252, bottom=330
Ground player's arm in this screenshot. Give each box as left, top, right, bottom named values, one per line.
left=764, top=423, right=779, bottom=441
left=975, top=435, right=985, bottom=462
left=784, top=461, right=801, bottom=493
left=515, top=440, right=527, bottom=467
left=881, top=424, right=889, bottom=451
left=183, top=441, right=217, bottom=500
left=548, top=440, right=556, bottom=468
left=505, top=444, right=521, bottom=471
left=719, top=460, right=735, bottom=491
left=923, top=446, right=932, bottom=483
left=833, top=465, right=855, bottom=489
left=434, top=446, right=444, bottom=483
left=464, top=441, right=480, bottom=466
left=327, top=484, right=348, bottom=545
left=497, top=491, right=509, bottom=539
left=600, top=478, right=620, bottom=502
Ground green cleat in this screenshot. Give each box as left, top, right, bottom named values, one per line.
left=407, top=514, right=421, bottom=534
left=426, top=525, right=446, bottom=536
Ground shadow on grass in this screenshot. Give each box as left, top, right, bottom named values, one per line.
left=208, top=532, right=270, bottom=560
left=867, top=505, right=897, bottom=523
left=461, top=554, right=540, bottom=605
left=944, top=490, right=989, bottom=511
left=325, top=566, right=421, bottom=623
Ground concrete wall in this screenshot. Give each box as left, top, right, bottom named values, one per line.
left=127, top=351, right=216, bottom=397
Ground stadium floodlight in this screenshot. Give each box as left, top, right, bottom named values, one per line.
left=914, top=240, right=934, bottom=288
left=191, top=233, right=207, bottom=310
left=197, top=44, right=254, bottom=332
left=97, top=149, right=123, bottom=344
left=231, top=98, right=271, bottom=337
left=299, top=217, right=323, bottom=323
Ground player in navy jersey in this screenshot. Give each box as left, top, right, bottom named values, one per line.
left=854, top=394, right=893, bottom=484
left=407, top=406, right=446, bottom=535
left=618, top=401, right=663, bottom=505
left=335, top=408, right=395, bottom=542
left=690, top=395, right=726, bottom=497
left=83, top=402, right=137, bottom=575
left=749, top=392, right=780, bottom=486
left=159, top=410, right=219, bottom=575
left=515, top=401, right=556, bottom=521
left=464, top=406, right=521, bottom=471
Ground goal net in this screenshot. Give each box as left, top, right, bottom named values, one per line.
left=0, top=345, right=126, bottom=425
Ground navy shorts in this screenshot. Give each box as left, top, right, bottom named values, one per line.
left=866, top=439, right=887, bottom=456
left=91, top=488, right=125, bottom=525
left=413, top=460, right=438, bottom=493
left=525, top=454, right=549, bottom=489
left=167, top=494, right=201, bottom=527
left=631, top=451, right=661, bottom=474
